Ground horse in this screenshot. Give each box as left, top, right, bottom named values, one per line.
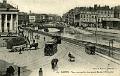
left=30, top=43, right=38, bottom=50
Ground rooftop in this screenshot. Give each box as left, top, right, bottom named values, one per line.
left=0, top=2, right=19, bottom=12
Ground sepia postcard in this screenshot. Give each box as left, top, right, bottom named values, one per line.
left=0, top=0, right=120, bottom=76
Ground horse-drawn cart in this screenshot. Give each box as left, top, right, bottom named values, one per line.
left=10, top=44, right=26, bottom=52
left=68, top=52, right=75, bottom=62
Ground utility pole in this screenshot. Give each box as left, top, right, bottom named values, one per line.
left=111, top=39, right=113, bottom=57
left=95, top=15, right=98, bottom=45
left=18, top=67, right=20, bottom=76
left=109, top=40, right=111, bottom=56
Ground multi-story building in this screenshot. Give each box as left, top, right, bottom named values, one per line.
left=62, top=5, right=120, bottom=29
left=48, top=14, right=62, bottom=22
left=29, top=13, right=36, bottom=23
left=74, top=5, right=115, bottom=28
left=62, top=9, right=75, bottom=26
left=35, top=14, right=48, bottom=23
left=114, top=6, right=120, bottom=18
left=29, top=13, right=61, bottom=24
left=75, top=11, right=97, bottom=28
left=97, top=9, right=114, bottom=28
left=18, top=12, right=29, bottom=25
left=0, top=0, right=19, bottom=33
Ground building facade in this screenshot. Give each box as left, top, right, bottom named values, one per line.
left=29, top=13, right=61, bottom=24
left=62, top=5, right=120, bottom=29
left=0, top=0, right=19, bottom=33
left=18, top=12, right=29, bottom=26
left=73, top=5, right=115, bottom=28
left=114, top=6, right=120, bottom=18
left=29, top=13, right=36, bottom=23
left=75, top=11, right=97, bottom=28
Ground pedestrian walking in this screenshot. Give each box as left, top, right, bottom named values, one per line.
left=51, top=60, right=55, bottom=69
left=33, top=39, right=35, bottom=44
left=6, top=66, right=15, bottom=76
left=26, top=36, right=30, bottom=44
left=44, top=37, right=45, bottom=41
left=6, top=68, right=11, bottom=76
left=39, top=68, right=43, bottom=76
left=19, top=47, right=22, bottom=54
left=51, top=58, right=59, bottom=69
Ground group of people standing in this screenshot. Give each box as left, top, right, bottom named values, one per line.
left=5, top=66, right=15, bottom=76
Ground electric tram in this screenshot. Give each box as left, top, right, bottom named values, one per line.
left=44, top=41, right=57, bottom=56
left=85, top=44, right=95, bottom=55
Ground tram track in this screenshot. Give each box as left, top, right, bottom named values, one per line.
left=22, top=27, right=120, bottom=61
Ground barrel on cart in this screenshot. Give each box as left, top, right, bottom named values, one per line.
left=44, top=41, right=57, bottom=56
left=85, top=44, right=95, bottom=55
left=52, top=36, right=61, bottom=44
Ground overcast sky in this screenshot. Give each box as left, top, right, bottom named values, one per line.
left=1, top=0, right=120, bottom=16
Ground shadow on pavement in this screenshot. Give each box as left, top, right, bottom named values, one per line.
left=0, top=59, right=32, bottom=76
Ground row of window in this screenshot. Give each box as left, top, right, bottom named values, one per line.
left=76, top=17, right=112, bottom=22
left=80, top=11, right=114, bottom=14
left=97, top=10, right=114, bottom=14
left=80, top=14, right=96, bottom=18
left=80, top=14, right=113, bottom=18
left=80, top=19, right=96, bottom=22
left=98, top=14, right=114, bottom=17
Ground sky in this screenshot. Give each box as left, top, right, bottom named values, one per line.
left=1, top=0, right=120, bottom=16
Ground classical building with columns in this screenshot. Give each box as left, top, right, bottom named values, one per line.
left=0, top=0, right=19, bottom=33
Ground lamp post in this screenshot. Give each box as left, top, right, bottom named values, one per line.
left=18, top=67, right=20, bottom=76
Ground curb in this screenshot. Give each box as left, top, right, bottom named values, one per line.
left=96, top=52, right=120, bottom=65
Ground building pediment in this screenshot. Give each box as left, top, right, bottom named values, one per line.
left=0, top=3, right=19, bottom=12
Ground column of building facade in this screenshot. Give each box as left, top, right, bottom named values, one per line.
left=10, top=14, right=13, bottom=31
left=5, top=14, right=7, bottom=32
left=15, top=14, right=18, bottom=33
left=0, top=14, right=1, bottom=32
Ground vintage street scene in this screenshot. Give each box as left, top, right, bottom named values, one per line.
left=0, top=0, right=120, bottom=76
